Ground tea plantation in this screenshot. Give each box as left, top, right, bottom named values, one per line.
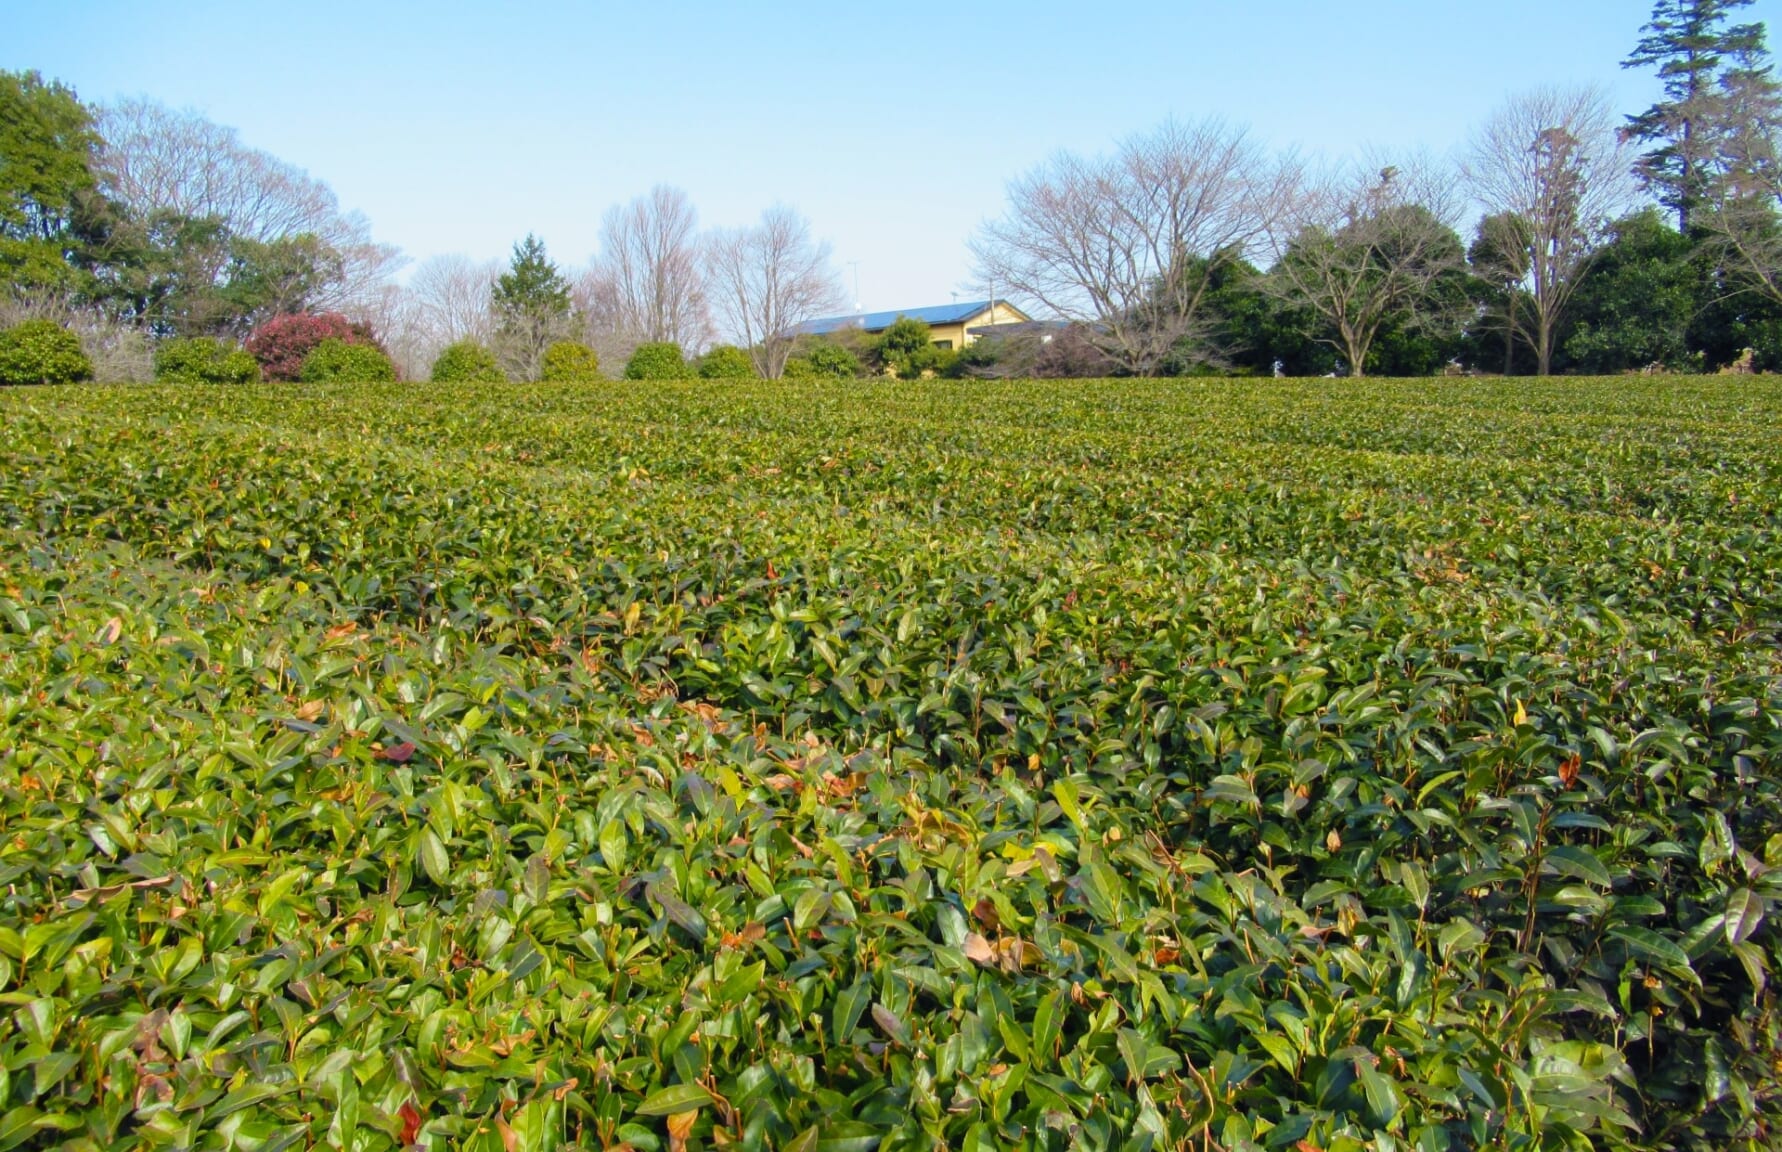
left=1, top=377, right=1779, bottom=1152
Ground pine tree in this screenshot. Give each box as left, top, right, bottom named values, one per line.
left=1623, top=0, right=1767, bottom=230
left=1711, top=33, right=1782, bottom=197
left=1702, top=34, right=1782, bottom=309
left=491, top=234, right=573, bottom=381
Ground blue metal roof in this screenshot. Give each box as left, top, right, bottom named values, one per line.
left=792, top=300, right=997, bottom=336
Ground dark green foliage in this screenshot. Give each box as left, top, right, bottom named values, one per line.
left=1172, top=257, right=1339, bottom=377
left=1366, top=314, right=1465, bottom=376
left=697, top=344, right=756, bottom=379
left=152, top=336, right=260, bottom=384
left=91, top=211, right=339, bottom=340
left=1692, top=251, right=1782, bottom=370
left=0, top=319, right=92, bottom=385
left=541, top=341, right=601, bottom=382
left=430, top=340, right=506, bottom=383
left=492, top=235, right=571, bottom=320
left=0, top=70, right=106, bottom=293
left=298, top=337, right=396, bottom=383
left=624, top=341, right=689, bottom=380
left=875, top=315, right=954, bottom=378
left=0, top=377, right=1779, bottom=1151
left=219, top=233, right=342, bottom=330
left=1561, top=208, right=1707, bottom=373
left=493, top=234, right=572, bottom=381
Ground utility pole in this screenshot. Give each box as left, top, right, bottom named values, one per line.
left=848, top=262, right=861, bottom=314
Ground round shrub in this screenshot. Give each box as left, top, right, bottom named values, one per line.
left=300, top=339, right=396, bottom=383
left=246, top=313, right=384, bottom=381
left=541, top=341, right=601, bottom=382
left=805, top=342, right=861, bottom=379
left=623, top=342, right=688, bottom=380
left=153, top=337, right=260, bottom=385
left=0, top=319, right=93, bottom=385
left=697, top=344, right=756, bottom=379
left=784, top=342, right=860, bottom=380
left=431, top=340, right=505, bottom=383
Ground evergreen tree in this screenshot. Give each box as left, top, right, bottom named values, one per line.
left=1558, top=208, right=1705, bottom=373
left=491, top=234, right=572, bottom=381
left=0, top=70, right=107, bottom=292
left=1624, top=0, right=1768, bottom=230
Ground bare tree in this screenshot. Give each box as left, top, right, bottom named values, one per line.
left=1468, top=212, right=1535, bottom=376
left=970, top=118, right=1297, bottom=376
left=409, top=254, right=500, bottom=345
left=1464, top=87, right=1632, bottom=375
left=583, top=185, right=711, bottom=352
left=340, top=255, right=504, bottom=380
left=704, top=205, right=846, bottom=379
left=346, top=282, right=429, bottom=380
left=1267, top=155, right=1469, bottom=378
left=93, top=97, right=402, bottom=314
left=569, top=269, right=639, bottom=372
left=957, top=323, right=1114, bottom=379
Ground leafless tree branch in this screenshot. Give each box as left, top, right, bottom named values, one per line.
left=971, top=117, right=1297, bottom=375
left=1463, top=87, right=1632, bottom=374
left=704, top=205, right=845, bottom=379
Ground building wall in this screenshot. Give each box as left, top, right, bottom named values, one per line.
left=930, top=302, right=1031, bottom=350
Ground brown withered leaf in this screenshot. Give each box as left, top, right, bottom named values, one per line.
left=398, top=1102, right=423, bottom=1147
left=962, top=932, right=996, bottom=965
left=721, top=922, right=766, bottom=949
left=819, top=772, right=863, bottom=798
left=667, top=1109, right=698, bottom=1152
left=380, top=742, right=416, bottom=764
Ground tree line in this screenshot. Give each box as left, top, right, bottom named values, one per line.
left=970, top=0, right=1782, bottom=379
left=2, top=0, right=1780, bottom=384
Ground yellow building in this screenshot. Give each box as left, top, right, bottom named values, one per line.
left=793, top=299, right=1032, bottom=350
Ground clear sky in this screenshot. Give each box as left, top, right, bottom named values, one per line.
left=9, top=0, right=1780, bottom=312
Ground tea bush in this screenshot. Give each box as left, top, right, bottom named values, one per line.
left=0, top=318, right=91, bottom=385
left=541, top=341, right=601, bottom=382
left=697, top=344, right=756, bottom=379
left=624, top=341, right=689, bottom=379
left=300, top=337, right=397, bottom=382
left=0, top=376, right=1778, bottom=1152
left=152, top=336, right=260, bottom=384
left=430, top=339, right=506, bottom=383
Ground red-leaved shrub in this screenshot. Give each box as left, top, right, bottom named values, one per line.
left=246, top=313, right=386, bottom=382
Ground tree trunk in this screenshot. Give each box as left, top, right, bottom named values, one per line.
left=1503, top=293, right=1516, bottom=376
left=1344, top=328, right=1367, bottom=379
left=1536, top=314, right=1553, bottom=377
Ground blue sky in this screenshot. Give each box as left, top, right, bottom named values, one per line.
left=11, top=0, right=1780, bottom=310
